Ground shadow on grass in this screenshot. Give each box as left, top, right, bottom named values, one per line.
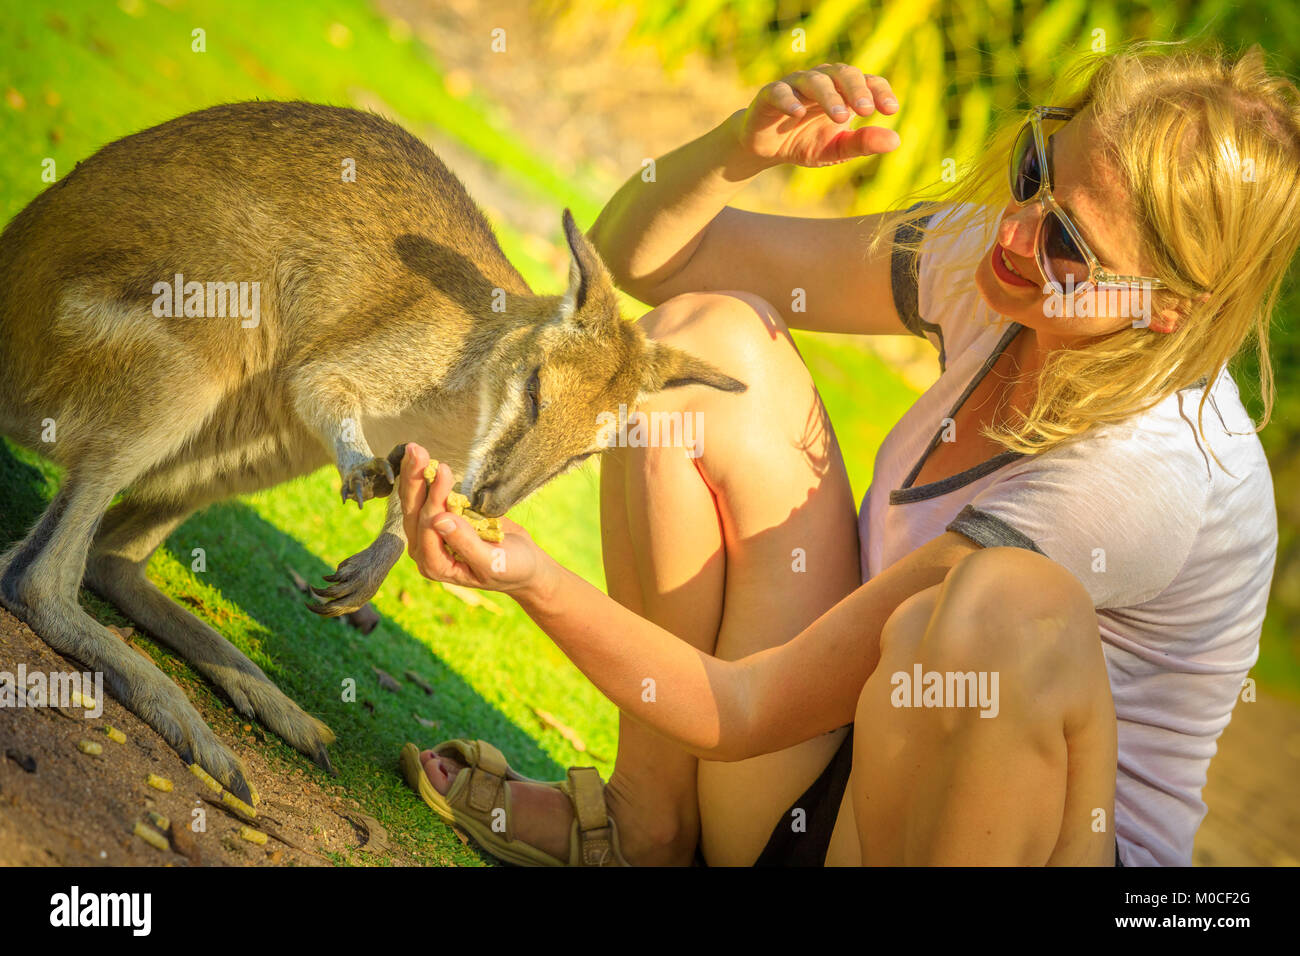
left=0, top=438, right=564, bottom=862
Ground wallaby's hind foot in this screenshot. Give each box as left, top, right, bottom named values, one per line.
left=0, top=477, right=258, bottom=801
left=86, top=498, right=338, bottom=775
left=88, top=554, right=337, bottom=775
left=0, top=587, right=256, bottom=803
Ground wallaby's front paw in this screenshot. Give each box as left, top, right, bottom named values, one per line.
left=340, top=456, right=396, bottom=508
left=308, top=534, right=404, bottom=618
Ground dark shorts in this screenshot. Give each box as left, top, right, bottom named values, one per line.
left=748, top=726, right=1126, bottom=867
left=753, top=727, right=855, bottom=866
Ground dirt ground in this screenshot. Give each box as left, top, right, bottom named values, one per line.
left=0, top=607, right=415, bottom=866
left=1194, top=685, right=1300, bottom=865
left=2, top=601, right=1296, bottom=866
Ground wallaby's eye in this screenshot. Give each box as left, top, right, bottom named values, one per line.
left=525, top=367, right=541, bottom=422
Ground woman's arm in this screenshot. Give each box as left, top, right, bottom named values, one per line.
left=588, top=65, right=915, bottom=337
left=400, top=445, right=979, bottom=761
left=515, top=528, right=978, bottom=760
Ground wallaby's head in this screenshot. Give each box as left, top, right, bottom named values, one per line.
left=459, top=210, right=745, bottom=516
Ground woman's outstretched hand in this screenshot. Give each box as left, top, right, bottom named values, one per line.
left=398, top=443, right=554, bottom=600
left=733, top=63, right=901, bottom=169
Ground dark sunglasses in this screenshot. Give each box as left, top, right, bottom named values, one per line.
left=1010, top=106, right=1166, bottom=294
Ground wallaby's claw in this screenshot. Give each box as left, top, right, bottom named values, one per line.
left=339, top=456, right=397, bottom=509
left=306, top=599, right=346, bottom=618
left=385, top=442, right=409, bottom=478
left=150, top=698, right=254, bottom=808
left=306, top=574, right=357, bottom=616
left=310, top=584, right=347, bottom=602
left=226, top=769, right=254, bottom=806
left=312, top=742, right=337, bottom=776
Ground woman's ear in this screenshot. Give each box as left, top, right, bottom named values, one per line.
left=1149, top=289, right=1211, bottom=334
left=1148, top=308, right=1181, bottom=334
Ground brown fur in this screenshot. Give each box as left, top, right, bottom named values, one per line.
left=0, top=102, right=743, bottom=796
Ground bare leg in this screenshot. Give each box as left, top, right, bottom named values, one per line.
left=420, top=291, right=863, bottom=864
left=851, top=546, right=1118, bottom=865
left=593, top=401, right=726, bottom=864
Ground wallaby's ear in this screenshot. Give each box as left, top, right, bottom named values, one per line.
left=636, top=341, right=747, bottom=404
left=559, top=208, right=611, bottom=321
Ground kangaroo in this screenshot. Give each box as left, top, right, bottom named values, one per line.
left=0, top=101, right=744, bottom=801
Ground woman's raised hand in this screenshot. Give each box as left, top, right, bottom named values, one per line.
left=734, top=63, right=901, bottom=169
left=398, top=443, right=551, bottom=598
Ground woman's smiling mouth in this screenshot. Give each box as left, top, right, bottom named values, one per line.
left=990, top=242, right=1038, bottom=288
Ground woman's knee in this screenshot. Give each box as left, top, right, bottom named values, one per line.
left=878, top=583, right=942, bottom=661
left=634, top=292, right=834, bottom=472
left=882, top=546, right=1103, bottom=715
left=639, top=290, right=789, bottom=345
left=637, top=292, right=803, bottom=389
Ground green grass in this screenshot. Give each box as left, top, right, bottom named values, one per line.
left=0, top=0, right=922, bottom=865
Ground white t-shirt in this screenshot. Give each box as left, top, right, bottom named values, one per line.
left=863, top=202, right=1277, bottom=866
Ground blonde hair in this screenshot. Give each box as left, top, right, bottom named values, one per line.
left=873, top=40, right=1300, bottom=466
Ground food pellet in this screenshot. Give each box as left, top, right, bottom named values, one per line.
left=77, top=740, right=103, bottom=756
left=189, top=763, right=223, bottom=793
left=238, top=825, right=268, bottom=846
left=70, top=689, right=97, bottom=711
left=222, top=791, right=257, bottom=820
left=423, top=470, right=503, bottom=545
left=133, top=821, right=170, bottom=852
left=146, top=773, right=173, bottom=792
left=147, top=811, right=170, bottom=832
left=247, top=780, right=261, bottom=807
left=103, top=726, right=127, bottom=744
left=422, top=459, right=440, bottom=483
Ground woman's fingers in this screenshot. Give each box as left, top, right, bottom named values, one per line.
left=817, top=63, right=874, bottom=116
left=834, top=123, right=902, bottom=160
left=863, top=73, right=900, bottom=113
left=753, top=67, right=898, bottom=136
left=760, top=79, right=804, bottom=117
left=774, top=66, right=897, bottom=124
left=398, top=443, right=459, bottom=580
left=399, top=443, right=431, bottom=551
left=787, top=69, right=849, bottom=121
left=395, top=444, right=536, bottom=591
left=430, top=513, right=496, bottom=573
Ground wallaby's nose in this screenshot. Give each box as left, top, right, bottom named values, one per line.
left=470, top=484, right=497, bottom=516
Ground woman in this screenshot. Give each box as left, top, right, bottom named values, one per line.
left=397, top=41, right=1295, bottom=866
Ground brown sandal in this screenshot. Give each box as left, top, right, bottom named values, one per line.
left=400, top=739, right=630, bottom=866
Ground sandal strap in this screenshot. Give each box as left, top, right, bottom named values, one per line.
left=473, top=739, right=508, bottom=776
left=465, top=739, right=508, bottom=814
left=567, top=766, right=617, bottom=866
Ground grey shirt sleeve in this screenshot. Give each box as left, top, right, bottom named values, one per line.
left=890, top=201, right=945, bottom=368
left=946, top=503, right=1046, bottom=554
